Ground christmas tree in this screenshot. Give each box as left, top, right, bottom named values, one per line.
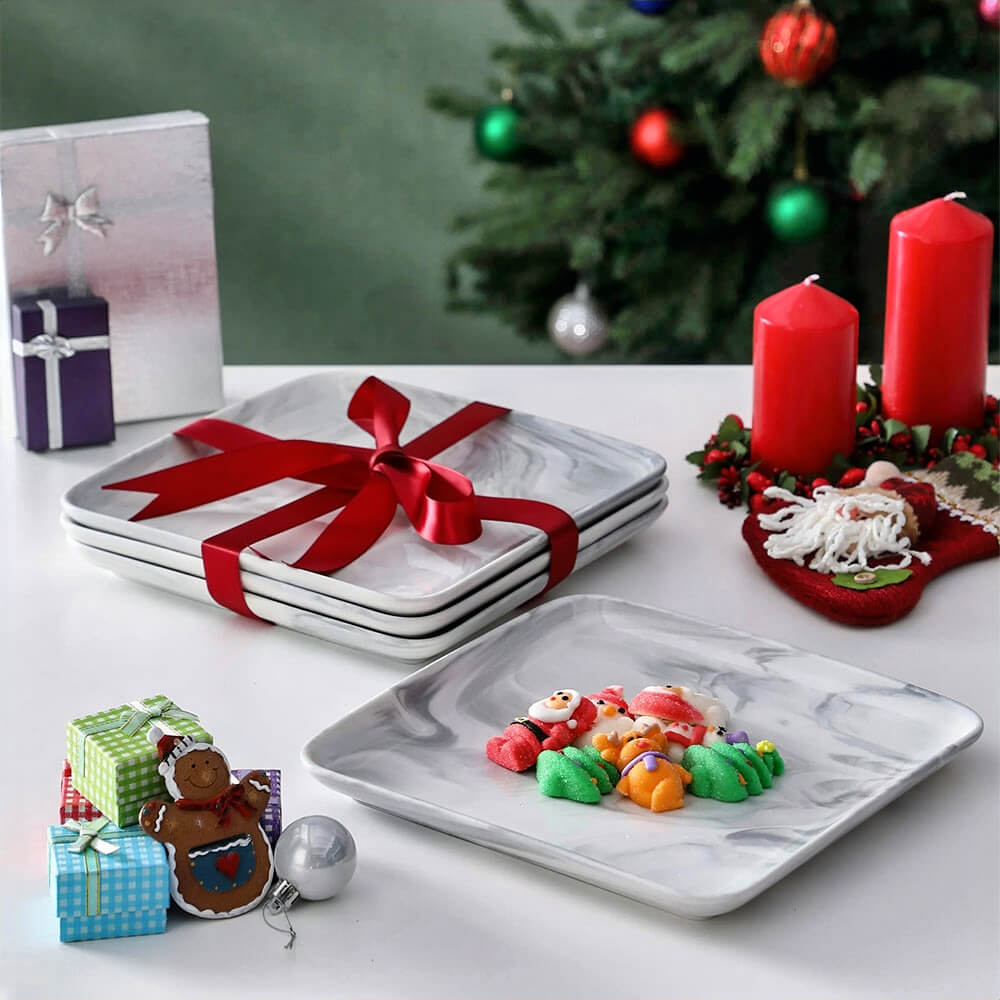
left=428, top=0, right=999, bottom=361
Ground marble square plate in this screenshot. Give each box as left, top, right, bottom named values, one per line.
left=63, top=373, right=666, bottom=614
left=68, top=504, right=666, bottom=662
left=61, top=480, right=666, bottom=637
left=302, top=595, right=983, bottom=918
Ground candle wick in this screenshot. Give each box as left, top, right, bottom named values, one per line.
left=802, top=274, right=820, bottom=285
left=943, top=191, right=967, bottom=201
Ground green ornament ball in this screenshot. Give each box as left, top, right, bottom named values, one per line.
left=766, top=183, right=830, bottom=243
left=474, top=103, right=521, bottom=161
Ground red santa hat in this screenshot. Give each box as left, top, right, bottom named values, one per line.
left=587, top=686, right=631, bottom=714
left=881, top=477, right=937, bottom=536
left=628, top=686, right=704, bottom=724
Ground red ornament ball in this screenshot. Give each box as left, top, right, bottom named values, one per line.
left=979, top=0, right=1000, bottom=27
left=630, top=109, right=685, bottom=168
left=760, top=2, right=837, bottom=86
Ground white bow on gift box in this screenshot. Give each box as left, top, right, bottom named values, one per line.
left=36, top=187, right=112, bottom=257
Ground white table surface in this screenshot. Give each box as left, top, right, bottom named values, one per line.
left=2, top=365, right=997, bottom=1000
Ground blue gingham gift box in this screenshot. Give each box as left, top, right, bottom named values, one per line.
left=47, top=819, right=169, bottom=942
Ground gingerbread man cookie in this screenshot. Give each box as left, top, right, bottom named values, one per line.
left=139, top=727, right=273, bottom=918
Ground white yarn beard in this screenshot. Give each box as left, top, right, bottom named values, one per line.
left=759, top=486, right=932, bottom=573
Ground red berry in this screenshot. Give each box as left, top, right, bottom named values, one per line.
left=726, top=414, right=744, bottom=429
left=705, top=449, right=731, bottom=464
left=855, top=401, right=868, bottom=414
left=990, top=427, right=998, bottom=437
left=986, top=395, right=998, bottom=414
left=749, top=493, right=768, bottom=514
left=970, top=444, right=987, bottom=460
left=926, top=461, right=936, bottom=469
left=870, top=420, right=883, bottom=436
left=811, top=477, right=830, bottom=489
left=889, top=432, right=911, bottom=449
left=746, top=471, right=773, bottom=493
left=837, top=467, right=865, bottom=488
left=952, top=438, right=969, bottom=453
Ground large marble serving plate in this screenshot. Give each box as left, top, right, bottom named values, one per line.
left=69, top=504, right=666, bottom=662
left=303, top=595, right=983, bottom=918
left=63, top=373, right=666, bottom=615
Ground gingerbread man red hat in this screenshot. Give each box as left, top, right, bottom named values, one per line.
left=147, top=725, right=225, bottom=798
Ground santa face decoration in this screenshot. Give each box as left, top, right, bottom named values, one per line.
left=138, top=727, right=274, bottom=918
left=486, top=688, right=598, bottom=772
left=573, top=686, right=634, bottom=748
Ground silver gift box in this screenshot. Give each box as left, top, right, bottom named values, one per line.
left=0, top=110, right=224, bottom=428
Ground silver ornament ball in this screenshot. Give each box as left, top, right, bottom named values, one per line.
left=547, top=284, right=609, bottom=357
left=272, top=815, right=357, bottom=903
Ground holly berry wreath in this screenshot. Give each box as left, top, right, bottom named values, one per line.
left=687, top=367, right=999, bottom=511
left=687, top=368, right=999, bottom=627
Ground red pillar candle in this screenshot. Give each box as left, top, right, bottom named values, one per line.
left=883, top=193, right=994, bottom=438
left=752, top=275, right=859, bottom=477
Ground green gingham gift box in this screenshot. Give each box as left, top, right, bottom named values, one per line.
left=47, top=819, right=169, bottom=942
left=66, top=695, right=212, bottom=827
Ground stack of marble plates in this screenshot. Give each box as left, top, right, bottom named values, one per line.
left=62, top=373, right=668, bottom=662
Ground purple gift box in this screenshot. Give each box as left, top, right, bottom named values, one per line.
left=232, top=769, right=281, bottom=847
left=11, top=294, right=114, bottom=451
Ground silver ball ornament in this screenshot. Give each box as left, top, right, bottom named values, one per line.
left=270, top=815, right=357, bottom=906
left=547, top=283, right=609, bottom=357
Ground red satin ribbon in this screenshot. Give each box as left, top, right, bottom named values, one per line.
left=104, top=376, right=578, bottom=622
left=176, top=784, right=256, bottom=828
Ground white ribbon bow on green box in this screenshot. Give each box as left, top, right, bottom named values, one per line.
left=66, top=695, right=211, bottom=828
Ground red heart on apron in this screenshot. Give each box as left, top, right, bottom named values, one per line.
left=215, top=851, right=241, bottom=880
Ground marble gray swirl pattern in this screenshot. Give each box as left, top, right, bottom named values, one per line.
left=302, top=595, right=983, bottom=918
left=62, top=479, right=665, bottom=637
left=69, top=504, right=666, bottom=662
left=63, top=373, right=666, bottom=613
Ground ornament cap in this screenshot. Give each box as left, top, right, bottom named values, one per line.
left=265, top=878, right=301, bottom=914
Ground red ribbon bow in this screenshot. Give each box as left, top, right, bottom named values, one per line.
left=176, top=784, right=256, bottom=828
left=105, top=377, right=578, bottom=622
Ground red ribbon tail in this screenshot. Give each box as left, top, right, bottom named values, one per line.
left=201, top=486, right=356, bottom=621
left=475, top=496, right=578, bottom=589
left=291, top=475, right=398, bottom=573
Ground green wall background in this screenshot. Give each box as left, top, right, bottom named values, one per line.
left=0, top=0, right=573, bottom=363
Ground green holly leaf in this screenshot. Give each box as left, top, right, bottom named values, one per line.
left=686, top=450, right=707, bottom=466
left=826, top=452, right=851, bottom=480
left=882, top=418, right=909, bottom=440
left=729, top=440, right=747, bottom=459
left=942, top=427, right=959, bottom=453
left=698, top=459, right=728, bottom=480
left=777, top=472, right=797, bottom=491
left=978, top=434, right=999, bottom=462
left=832, top=568, right=913, bottom=591
left=868, top=364, right=883, bottom=387
left=717, top=415, right=743, bottom=443
left=911, top=424, right=931, bottom=457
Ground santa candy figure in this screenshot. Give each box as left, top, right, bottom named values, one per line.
left=486, top=689, right=598, bottom=772
left=629, top=685, right=731, bottom=763
left=573, top=686, right=634, bottom=748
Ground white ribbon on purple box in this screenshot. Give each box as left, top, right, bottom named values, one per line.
left=10, top=299, right=109, bottom=449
